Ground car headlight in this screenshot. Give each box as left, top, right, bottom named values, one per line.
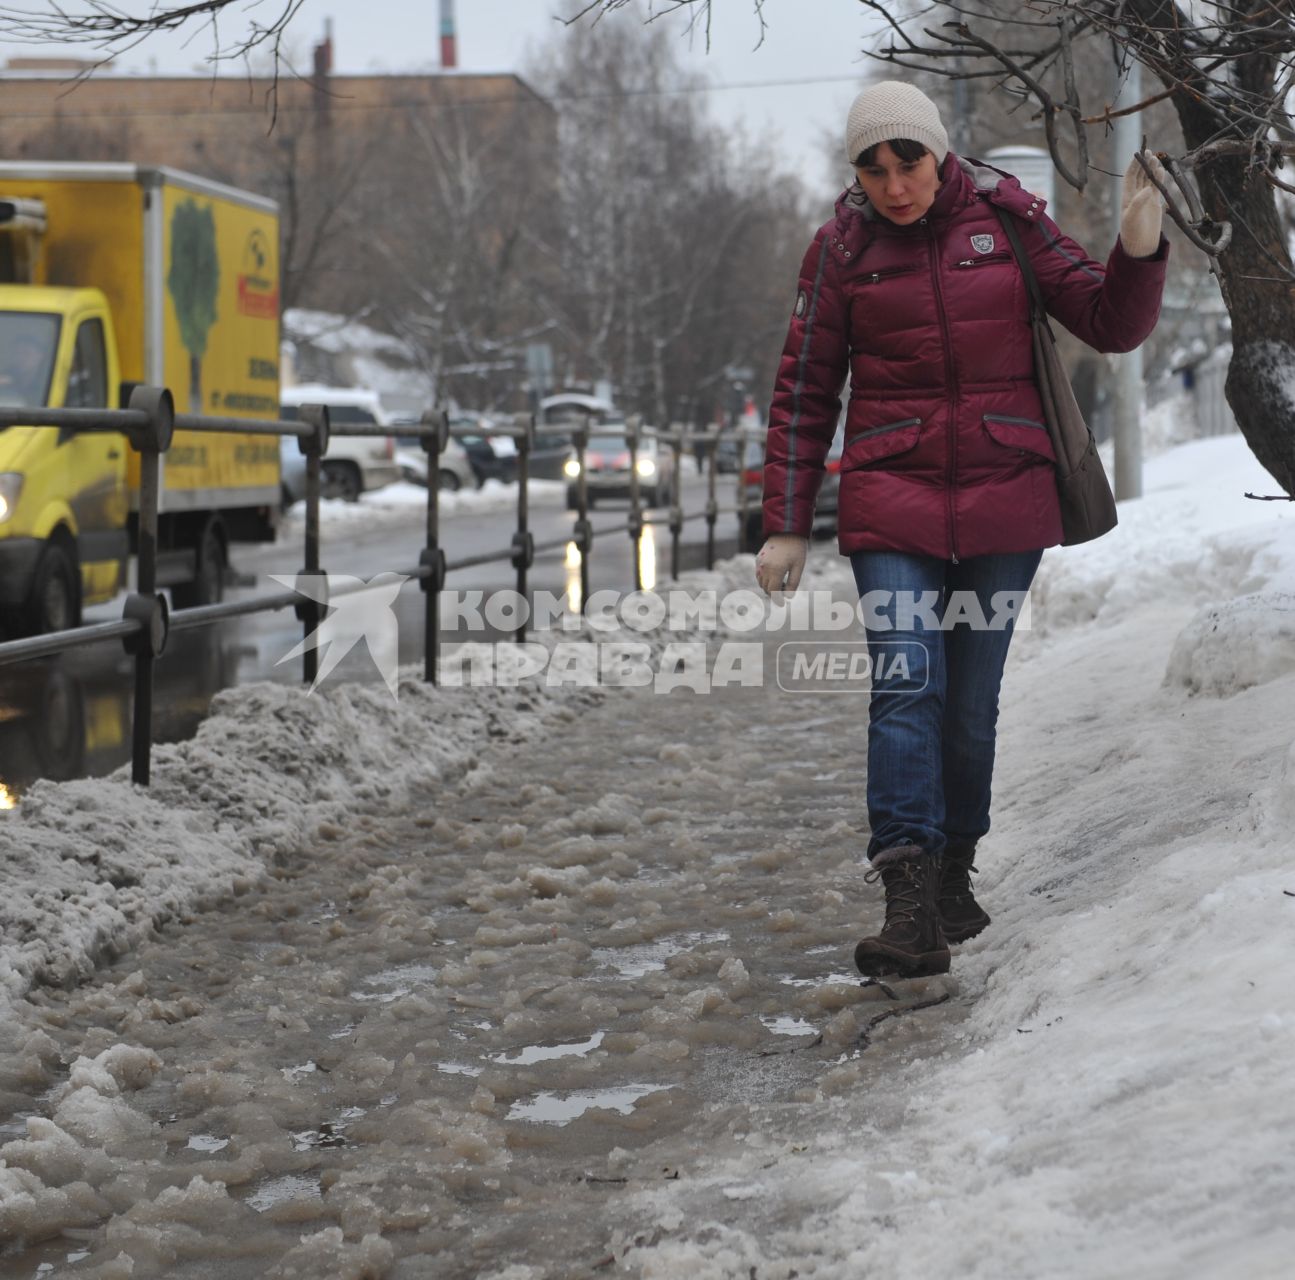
left=563, top=459, right=582, bottom=479
left=636, top=457, right=656, bottom=478
left=0, top=473, right=23, bottom=524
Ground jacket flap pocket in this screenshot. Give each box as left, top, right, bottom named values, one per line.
left=844, top=417, right=923, bottom=469
left=983, top=414, right=1056, bottom=462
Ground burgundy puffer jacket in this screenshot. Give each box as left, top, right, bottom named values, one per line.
left=763, top=154, right=1169, bottom=558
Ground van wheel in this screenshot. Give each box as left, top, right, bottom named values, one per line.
left=323, top=461, right=362, bottom=502
left=172, top=522, right=225, bottom=609
left=27, top=542, right=80, bottom=635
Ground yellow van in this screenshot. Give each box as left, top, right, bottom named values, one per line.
left=0, top=163, right=281, bottom=635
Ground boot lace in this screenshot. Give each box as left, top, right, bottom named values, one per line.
left=864, top=860, right=923, bottom=929
left=940, top=859, right=978, bottom=905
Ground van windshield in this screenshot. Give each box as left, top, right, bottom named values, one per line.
left=0, top=312, right=60, bottom=410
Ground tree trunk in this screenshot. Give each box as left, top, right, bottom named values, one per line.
left=1169, top=103, right=1295, bottom=495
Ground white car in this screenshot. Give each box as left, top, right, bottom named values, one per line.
left=393, top=435, right=477, bottom=492
left=279, top=384, right=402, bottom=502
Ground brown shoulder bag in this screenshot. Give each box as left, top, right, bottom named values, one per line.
left=994, top=207, right=1118, bottom=546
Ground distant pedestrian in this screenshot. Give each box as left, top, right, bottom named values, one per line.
left=755, top=81, right=1168, bottom=977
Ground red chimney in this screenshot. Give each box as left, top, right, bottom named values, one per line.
left=440, top=0, right=457, bottom=69
left=313, top=19, right=333, bottom=81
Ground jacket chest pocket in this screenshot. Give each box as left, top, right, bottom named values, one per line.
left=954, top=251, right=1014, bottom=271
left=858, top=263, right=921, bottom=286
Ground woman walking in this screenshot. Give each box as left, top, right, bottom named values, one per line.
left=755, top=81, right=1167, bottom=978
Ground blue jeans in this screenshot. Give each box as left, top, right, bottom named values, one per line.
left=850, top=549, right=1043, bottom=862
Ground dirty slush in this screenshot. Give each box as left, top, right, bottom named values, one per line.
left=0, top=644, right=957, bottom=1277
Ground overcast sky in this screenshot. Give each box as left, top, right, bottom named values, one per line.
left=0, top=0, right=884, bottom=196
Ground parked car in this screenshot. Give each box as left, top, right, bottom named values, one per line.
left=393, top=434, right=477, bottom=492
left=540, top=392, right=619, bottom=427
left=279, top=384, right=401, bottom=501
left=740, top=424, right=843, bottom=549
left=452, top=413, right=517, bottom=486
left=563, top=425, right=677, bottom=509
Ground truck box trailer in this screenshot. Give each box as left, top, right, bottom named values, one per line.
left=0, top=162, right=281, bottom=634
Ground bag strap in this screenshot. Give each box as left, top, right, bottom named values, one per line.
left=992, top=206, right=1046, bottom=322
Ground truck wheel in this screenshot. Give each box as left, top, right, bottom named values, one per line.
left=323, top=461, right=362, bottom=503
left=27, top=542, right=80, bottom=635
left=172, top=522, right=225, bottom=609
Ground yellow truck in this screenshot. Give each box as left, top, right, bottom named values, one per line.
left=0, top=162, right=281, bottom=635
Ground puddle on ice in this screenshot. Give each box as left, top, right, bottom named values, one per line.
left=0, top=1112, right=34, bottom=1141
left=186, top=1134, right=230, bottom=1153
left=760, top=1015, right=819, bottom=1037
left=805, top=944, right=838, bottom=956
left=245, top=1173, right=323, bottom=1213
left=492, top=1031, right=605, bottom=1065
left=507, top=1084, right=673, bottom=1126
left=781, top=972, right=859, bottom=988
left=351, top=963, right=438, bottom=1004
left=437, top=1062, right=484, bottom=1077
left=329, top=1023, right=358, bottom=1040
left=292, top=1119, right=349, bottom=1151
left=592, top=931, right=731, bottom=978
left=280, top=1061, right=318, bottom=1083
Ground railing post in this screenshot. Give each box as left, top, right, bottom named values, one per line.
left=571, top=423, right=591, bottom=613
left=511, top=414, right=536, bottom=644
left=421, top=408, right=448, bottom=684
left=668, top=426, right=684, bottom=581
left=297, top=404, right=330, bottom=686
left=705, top=424, right=719, bottom=572
left=122, top=386, right=174, bottom=787
left=626, top=415, right=643, bottom=593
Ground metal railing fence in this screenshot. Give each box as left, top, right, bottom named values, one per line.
left=0, top=393, right=768, bottom=787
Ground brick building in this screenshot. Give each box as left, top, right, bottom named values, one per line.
left=0, top=50, right=558, bottom=320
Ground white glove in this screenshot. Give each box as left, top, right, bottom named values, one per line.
left=755, top=534, right=808, bottom=596
left=1120, top=151, right=1168, bottom=259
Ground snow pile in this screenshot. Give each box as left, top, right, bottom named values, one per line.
left=0, top=678, right=565, bottom=1021
left=601, top=435, right=1295, bottom=1277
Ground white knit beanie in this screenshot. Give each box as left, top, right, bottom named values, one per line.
left=846, top=81, right=949, bottom=167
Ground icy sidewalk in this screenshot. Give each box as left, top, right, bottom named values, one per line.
left=0, top=601, right=948, bottom=1278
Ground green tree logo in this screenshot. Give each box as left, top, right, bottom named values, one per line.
left=167, top=200, right=220, bottom=413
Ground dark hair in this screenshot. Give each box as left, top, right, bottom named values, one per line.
left=854, top=137, right=929, bottom=168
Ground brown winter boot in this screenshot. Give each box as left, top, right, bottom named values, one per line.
left=854, top=847, right=950, bottom=978
left=939, top=840, right=991, bottom=944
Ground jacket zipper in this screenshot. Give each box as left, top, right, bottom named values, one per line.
left=954, top=254, right=1012, bottom=269
left=926, top=220, right=960, bottom=563
left=863, top=265, right=918, bottom=285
